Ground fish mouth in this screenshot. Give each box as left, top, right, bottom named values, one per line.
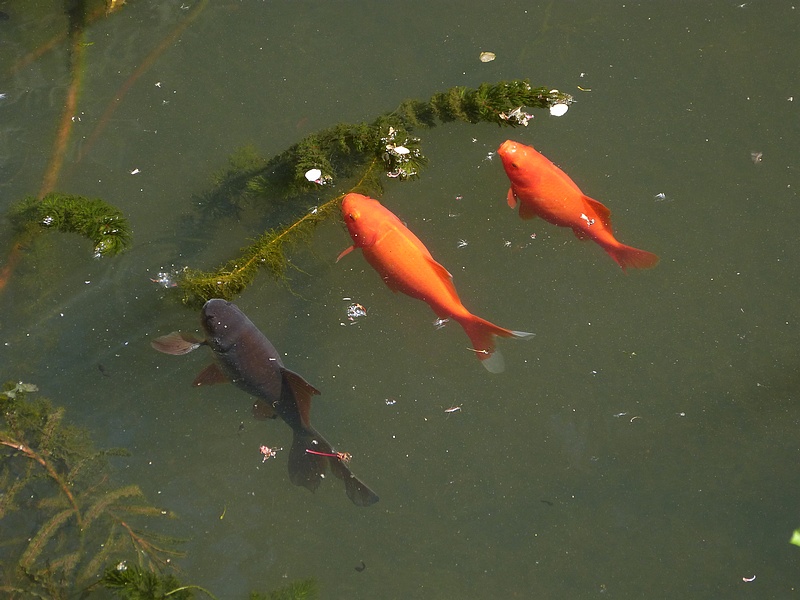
left=201, top=298, right=234, bottom=335
left=497, top=140, right=517, bottom=156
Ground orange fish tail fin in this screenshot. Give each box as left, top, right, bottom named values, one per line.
left=457, top=315, right=535, bottom=373
left=606, top=243, right=660, bottom=271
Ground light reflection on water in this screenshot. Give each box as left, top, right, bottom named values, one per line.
left=1, top=1, right=799, bottom=598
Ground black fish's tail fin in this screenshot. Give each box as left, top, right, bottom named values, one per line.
left=288, top=427, right=379, bottom=507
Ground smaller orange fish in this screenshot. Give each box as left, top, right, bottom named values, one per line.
left=497, top=140, right=659, bottom=270
left=338, top=193, right=533, bottom=373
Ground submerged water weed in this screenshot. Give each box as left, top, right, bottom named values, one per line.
left=8, top=193, right=133, bottom=258
left=0, top=381, right=183, bottom=599
left=177, top=79, right=572, bottom=306
left=101, top=563, right=318, bottom=600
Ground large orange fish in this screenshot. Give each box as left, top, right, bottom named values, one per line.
left=337, top=193, right=533, bottom=373
left=497, top=140, right=659, bottom=270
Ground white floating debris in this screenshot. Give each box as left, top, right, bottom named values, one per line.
left=499, top=107, right=534, bottom=126
left=346, top=303, right=367, bottom=321
left=305, top=168, right=322, bottom=182
left=392, top=145, right=410, bottom=155
left=479, top=51, right=496, bottom=63
left=549, top=103, right=569, bottom=117
left=130, top=168, right=141, bottom=175
left=750, top=151, right=763, bottom=164
left=433, top=317, right=450, bottom=330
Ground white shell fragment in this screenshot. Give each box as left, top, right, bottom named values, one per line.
left=549, top=103, right=569, bottom=117
left=479, top=51, right=496, bottom=63
left=304, top=168, right=322, bottom=182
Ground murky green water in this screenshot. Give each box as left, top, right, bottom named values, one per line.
left=2, top=1, right=799, bottom=598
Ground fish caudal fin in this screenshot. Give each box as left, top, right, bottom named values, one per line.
left=288, top=427, right=379, bottom=507
left=456, top=315, right=535, bottom=373
left=288, top=428, right=326, bottom=493
left=605, top=243, right=660, bottom=271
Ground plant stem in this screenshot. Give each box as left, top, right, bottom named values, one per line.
left=0, top=437, right=83, bottom=527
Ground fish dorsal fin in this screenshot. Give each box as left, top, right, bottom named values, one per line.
left=507, top=187, right=518, bottom=209
left=336, top=245, right=355, bottom=263
left=424, top=256, right=463, bottom=306
left=583, top=195, right=613, bottom=229
left=282, top=368, right=321, bottom=429
left=426, top=256, right=454, bottom=283
left=192, top=363, right=229, bottom=387
left=151, top=331, right=205, bottom=355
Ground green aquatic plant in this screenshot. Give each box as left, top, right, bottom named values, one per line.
left=101, top=563, right=202, bottom=600
left=8, top=192, right=133, bottom=258
left=0, top=381, right=183, bottom=599
left=100, top=562, right=318, bottom=600
left=177, top=79, right=572, bottom=306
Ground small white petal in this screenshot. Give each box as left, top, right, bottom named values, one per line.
left=393, top=146, right=410, bottom=155
left=305, top=168, right=322, bottom=182
left=549, top=103, right=569, bottom=117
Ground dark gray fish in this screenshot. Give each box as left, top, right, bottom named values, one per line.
left=151, top=299, right=378, bottom=507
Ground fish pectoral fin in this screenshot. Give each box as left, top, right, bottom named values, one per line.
left=192, top=363, right=229, bottom=387
left=336, top=245, right=355, bottom=263
left=583, top=195, right=613, bottom=229
left=150, top=331, right=205, bottom=355
left=507, top=187, right=519, bottom=209
left=282, top=368, right=320, bottom=429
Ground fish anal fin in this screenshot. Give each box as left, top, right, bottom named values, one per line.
left=583, top=195, right=613, bottom=229
left=151, top=331, right=205, bottom=355
left=192, top=363, right=229, bottom=387
left=282, top=368, right=320, bottom=429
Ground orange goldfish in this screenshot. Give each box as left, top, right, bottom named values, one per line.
left=497, top=140, right=659, bottom=270
left=337, top=193, right=533, bottom=373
